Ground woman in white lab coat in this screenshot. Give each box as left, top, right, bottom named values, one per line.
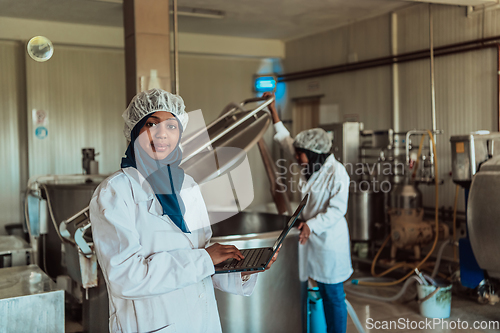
left=264, top=93, right=353, bottom=333
left=90, top=88, right=278, bottom=333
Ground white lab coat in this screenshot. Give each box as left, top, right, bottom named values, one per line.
left=89, top=167, right=257, bottom=333
left=273, top=122, right=353, bottom=284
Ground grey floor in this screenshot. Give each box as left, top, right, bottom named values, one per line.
left=345, top=275, right=500, bottom=333
left=65, top=276, right=500, bottom=333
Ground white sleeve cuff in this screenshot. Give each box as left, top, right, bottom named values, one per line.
left=240, top=273, right=258, bottom=296
left=200, top=249, right=216, bottom=276
left=273, top=121, right=289, bottom=135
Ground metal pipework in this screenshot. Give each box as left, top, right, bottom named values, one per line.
left=429, top=4, right=437, bottom=132
left=173, top=0, right=179, bottom=94
left=405, top=130, right=442, bottom=181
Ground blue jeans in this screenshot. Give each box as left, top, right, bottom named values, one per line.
left=317, top=282, right=347, bottom=333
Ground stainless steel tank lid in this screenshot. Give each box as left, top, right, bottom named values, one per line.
left=180, top=96, right=273, bottom=184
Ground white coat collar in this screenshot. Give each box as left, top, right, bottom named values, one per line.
left=121, top=167, right=156, bottom=203
left=120, top=167, right=196, bottom=218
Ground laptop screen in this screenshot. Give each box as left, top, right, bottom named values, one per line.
left=272, top=194, right=309, bottom=252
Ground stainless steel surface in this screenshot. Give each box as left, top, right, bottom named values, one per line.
left=0, top=236, right=32, bottom=268
left=181, top=96, right=273, bottom=166
left=211, top=212, right=302, bottom=333
left=42, top=182, right=99, bottom=279
left=347, top=188, right=385, bottom=241
left=467, top=155, right=500, bottom=279
left=41, top=180, right=108, bottom=332
left=450, top=132, right=500, bottom=185
left=181, top=99, right=272, bottom=184
left=320, top=122, right=360, bottom=168
left=0, top=265, right=64, bottom=333
left=0, top=235, right=32, bottom=267
left=360, top=129, right=394, bottom=149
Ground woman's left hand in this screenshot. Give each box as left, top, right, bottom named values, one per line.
left=241, top=245, right=281, bottom=277
left=298, top=222, right=311, bottom=244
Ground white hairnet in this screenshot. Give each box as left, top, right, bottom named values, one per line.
left=293, top=128, right=332, bottom=154
left=122, top=88, right=189, bottom=141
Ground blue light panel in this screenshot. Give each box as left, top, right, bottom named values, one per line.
left=254, top=76, right=276, bottom=92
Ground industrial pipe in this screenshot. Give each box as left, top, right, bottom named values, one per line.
left=429, top=4, right=437, bottom=132
left=278, top=36, right=500, bottom=82
left=173, top=0, right=179, bottom=94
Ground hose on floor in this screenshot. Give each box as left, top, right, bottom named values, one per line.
left=346, top=299, right=366, bottom=333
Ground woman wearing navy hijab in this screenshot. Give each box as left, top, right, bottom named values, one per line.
left=89, top=89, right=279, bottom=333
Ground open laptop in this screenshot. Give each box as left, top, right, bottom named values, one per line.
left=214, top=194, right=309, bottom=274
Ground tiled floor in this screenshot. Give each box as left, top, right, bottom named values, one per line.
left=344, top=274, right=500, bottom=333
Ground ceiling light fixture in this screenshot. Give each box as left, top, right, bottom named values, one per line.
left=87, top=1, right=225, bottom=19
left=170, top=6, right=225, bottom=19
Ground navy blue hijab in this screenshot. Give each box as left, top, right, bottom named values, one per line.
left=121, top=113, right=189, bottom=233
left=296, top=148, right=331, bottom=180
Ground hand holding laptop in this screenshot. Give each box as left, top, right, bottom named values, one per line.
left=213, top=194, right=309, bottom=274
left=241, top=244, right=282, bottom=277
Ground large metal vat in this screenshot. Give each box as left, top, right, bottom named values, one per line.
left=346, top=187, right=385, bottom=241
left=43, top=183, right=98, bottom=278
left=41, top=181, right=109, bottom=333
left=211, top=212, right=302, bottom=333
left=467, top=155, right=500, bottom=279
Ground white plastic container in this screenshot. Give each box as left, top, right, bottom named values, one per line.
left=417, top=284, right=452, bottom=318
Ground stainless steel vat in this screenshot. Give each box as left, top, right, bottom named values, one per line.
left=211, top=212, right=302, bottom=333
left=467, top=155, right=500, bottom=279
left=450, top=132, right=500, bottom=186
left=0, top=265, right=64, bottom=333
left=43, top=182, right=99, bottom=279
left=347, top=187, right=385, bottom=241
left=42, top=181, right=109, bottom=333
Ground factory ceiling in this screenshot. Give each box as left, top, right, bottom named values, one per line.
left=0, top=0, right=414, bottom=40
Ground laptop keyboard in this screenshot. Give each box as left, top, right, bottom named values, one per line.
left=222, top=248, right=265, bottom=270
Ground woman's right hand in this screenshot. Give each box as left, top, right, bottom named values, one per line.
left=206, top=243, right=245, bottom=265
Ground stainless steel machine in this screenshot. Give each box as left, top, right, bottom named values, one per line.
left=467, top=155, right=500, bottom=279
left=450, top=132, right=500, bottom=291
left=0, top=235, right=32, bottom=268
left=25, top=175, right=108, bottom=333
left=320, top=122, right=385, bottom=243
left=321, top=123, right=447, bottom=263
left=320, top=123, right=391, bottom=244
